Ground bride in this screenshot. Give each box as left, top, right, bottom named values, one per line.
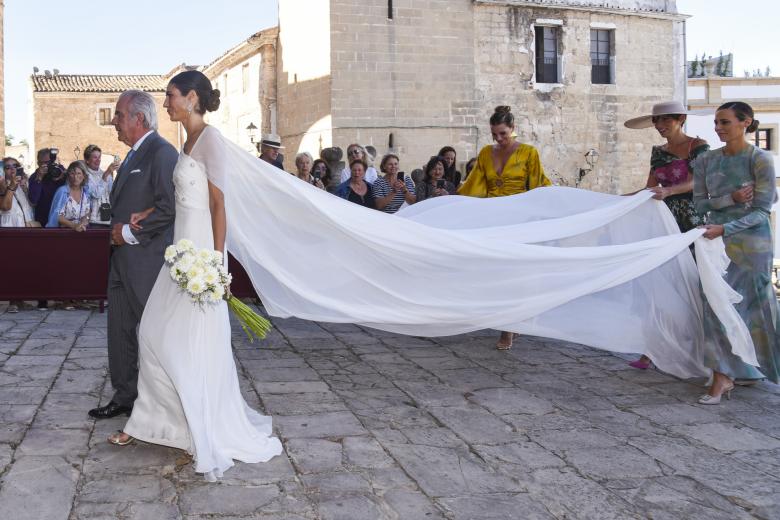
left=107, top=71, right=283, bottom=480
left=108, top=71, right=758, bottom=480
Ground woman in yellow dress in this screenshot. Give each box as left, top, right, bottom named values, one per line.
left=458, top=105, right=551, bottom=349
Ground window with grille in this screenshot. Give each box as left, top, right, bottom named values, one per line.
left=535, top=26, right=559, bottom=84
left=98, top=107, right=112, bottom=126
left=755, top=128, right=772, bottom=151
left=591, top=29, right=612, bottom=84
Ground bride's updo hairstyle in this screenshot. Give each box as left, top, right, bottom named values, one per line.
left=489, top=105, right=514, bottom=127
left=169, top=70, right=221, bottom=114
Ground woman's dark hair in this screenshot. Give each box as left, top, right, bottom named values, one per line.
left=717, top=101, right=760, bottom=133
left=463, top=157, right=477, bottom=181
left=437, top=146, right=458, bottom=182
left=66, top=161, right=88, bottom=188
left=423, top=156, right=447, bottom=183
left=169, top=70, right=221, bottom=114
left=379, top=153, right=399, bottom=173
left=489, top=105, right=514, bottom=127
left=349, top=158, right=367, bottom=172
left=311, top=159, right=332, bottom=185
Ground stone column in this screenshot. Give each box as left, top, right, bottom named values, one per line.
left=260, top=43, right=277, bottom=135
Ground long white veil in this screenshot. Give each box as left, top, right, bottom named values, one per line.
left=198, top=128, right=755, bottom=380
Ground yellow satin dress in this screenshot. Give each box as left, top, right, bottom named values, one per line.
left=458, top=143, right=550, bottom=198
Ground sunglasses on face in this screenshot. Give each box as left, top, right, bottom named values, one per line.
left=348, top=149, right=362, bottom=156
left=3, top=164, right=19, bottom=169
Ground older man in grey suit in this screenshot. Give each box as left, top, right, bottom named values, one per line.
left=89, top=90, right=178, bottom=419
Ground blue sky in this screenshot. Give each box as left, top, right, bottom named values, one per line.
left=4, top=0, right=278, bottom=141
left=4, top=0, right=779, bottom=142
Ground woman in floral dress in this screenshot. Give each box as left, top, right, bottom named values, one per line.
left=695, top=101, right=780, bottom=404
left=624, top=101, right=709, bottom=369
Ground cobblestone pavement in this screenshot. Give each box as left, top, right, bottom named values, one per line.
left=1, top=307, right=780, bottom=520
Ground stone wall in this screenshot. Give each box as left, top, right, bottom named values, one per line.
left=329, top=0, right=479, bottom=174
left=277, top=0, right=333, bottom=170
left=31, top=92, right=179, bottom=165
left=305, top=0, right=684, bottom=192
left=473, top=4, right=684, bottom=193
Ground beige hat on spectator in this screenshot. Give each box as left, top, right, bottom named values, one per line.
left=624, top=101, right=706, bottom=129
left=260, top=133, right=285, bottom=149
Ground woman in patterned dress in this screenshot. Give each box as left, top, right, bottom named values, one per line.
left=624, top=101, right=710, bottom=370
left=695, top=101, right=780, bottom=404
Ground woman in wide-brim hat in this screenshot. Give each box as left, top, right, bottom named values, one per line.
left=624, top=101, right=710, bottom=370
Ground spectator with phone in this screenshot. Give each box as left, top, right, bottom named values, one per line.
left=438, top=146, right=462, bottom=186
left=47, top=161, right=91, bottom=231
left=374, top=153, right=417, bottom=213
left=27, top=147, right=66, bottom=226
left=372, top=153, right=416, bottom=213
left=83, top=144, right=117, bottom=227
left=311, top=159, right=333, bottom=192
left=416, top=156, right=456, bottom=202
left=0, top=157, right=36, bottom=227
left=336, top=158, right=376, bottom=209
left=294, top=152, right=326, bottom=190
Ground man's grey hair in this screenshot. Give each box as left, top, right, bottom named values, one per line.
left=118, top=90, right=158, bottom=131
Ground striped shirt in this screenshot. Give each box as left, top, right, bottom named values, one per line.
left=372, top=176, right=416, bottom=213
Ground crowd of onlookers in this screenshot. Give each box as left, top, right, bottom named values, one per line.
left=1, top=145, right=117, bottom=231
left=256, top=133, right=478, bottom=214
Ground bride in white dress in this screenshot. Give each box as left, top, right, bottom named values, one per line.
left=108, top=71, right=282, bottom=480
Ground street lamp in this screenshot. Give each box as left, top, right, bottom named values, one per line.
left=576, top=148, right=600, bottom=187
left=246, top=122, right=260, bottom=152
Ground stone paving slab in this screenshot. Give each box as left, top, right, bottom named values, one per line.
left=0, top=306, right=779, bottom=519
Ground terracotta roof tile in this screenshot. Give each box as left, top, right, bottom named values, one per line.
left=31, top=74, right=167, bottom=93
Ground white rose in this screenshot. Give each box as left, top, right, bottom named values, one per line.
left=164, top=245, right=178, bottom=263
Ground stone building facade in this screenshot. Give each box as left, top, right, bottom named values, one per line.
left=277, top=0, right=688, bottom=192
left=29, top=75, right=180, bottom=166
left=203, top=28, right=278, bottom=154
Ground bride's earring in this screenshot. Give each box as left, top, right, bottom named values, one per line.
left=187, top=104, right=193, bottom=114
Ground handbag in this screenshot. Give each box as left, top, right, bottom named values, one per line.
left=99, top=202, right=112, bottom=222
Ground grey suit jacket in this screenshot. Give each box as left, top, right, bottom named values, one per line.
left=109, top=131, right=178, bottom=305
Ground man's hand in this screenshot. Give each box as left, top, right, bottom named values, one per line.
left=111, top=223, right=127, bottom=245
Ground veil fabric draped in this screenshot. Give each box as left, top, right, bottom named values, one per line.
left=201, top=130, right=756, bottom=380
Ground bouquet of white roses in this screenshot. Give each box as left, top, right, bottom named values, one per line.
left=165, top=239, right=271, bottom=341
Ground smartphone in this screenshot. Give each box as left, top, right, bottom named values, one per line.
left=397, top=171, right=405, bottom=182
left=436, top=179, right=445, bottom=189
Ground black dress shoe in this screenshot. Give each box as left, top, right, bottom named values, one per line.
left=88, top=401, right=133, bottom=419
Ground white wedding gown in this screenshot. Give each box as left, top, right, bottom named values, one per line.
left=125, top=127, right=282, bottom=480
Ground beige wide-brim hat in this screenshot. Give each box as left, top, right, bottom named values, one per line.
left=624, top=101, right=709, bottom=129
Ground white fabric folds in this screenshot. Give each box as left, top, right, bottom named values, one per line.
left=201, top=130, right=755, bottom=379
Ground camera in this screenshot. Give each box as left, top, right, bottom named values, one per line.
left=47, top=148, right=64, bottom=179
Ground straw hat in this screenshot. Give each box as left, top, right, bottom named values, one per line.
left=260, top=133, right=285, bottom=149
left=624, top=101, right=705, bottom=129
